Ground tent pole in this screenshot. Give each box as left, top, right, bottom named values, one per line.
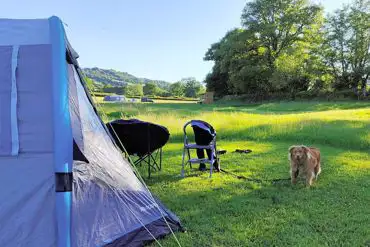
left=49, top=16, right=73, bottom=247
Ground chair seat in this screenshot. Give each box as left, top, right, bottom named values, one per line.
left=185, top=144, right=213, bottom=149
left=188, top=158, right=213, bottom=164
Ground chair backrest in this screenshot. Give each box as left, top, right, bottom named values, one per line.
left=183, top=120, right=216, bottom=144
left=107, top=119, right=170, bottom=156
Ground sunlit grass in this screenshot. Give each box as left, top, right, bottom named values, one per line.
left=100, top=101, right=370, bottom=246
left=117, top=106, right=370, bottom=151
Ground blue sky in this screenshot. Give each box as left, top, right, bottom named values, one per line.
left=1, top=0, right=351, bottom=82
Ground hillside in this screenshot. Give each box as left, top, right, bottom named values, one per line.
left=83, top=67, right=171, bottom=90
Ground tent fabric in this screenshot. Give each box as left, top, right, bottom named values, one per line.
left=49, top=16, right=74, bottom=247
left=69, top=65, right=182, bottom=246
left=0, top=16, right=183, bottom=247
left=68, top=64, right=84, bottom=153
left=16, top=44, right=54, bottom=153
left=0, top=44, right=54, bottom=155
left=0, top=153, right=56, bottom=246
left=0, top=46, right=13, bottom=155
left=10, top=45, right=20, bottom=155
left=0, top=43, right=56, bottom=245
left=0, top=19, right=50, bottom=45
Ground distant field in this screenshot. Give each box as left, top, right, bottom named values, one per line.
left=99, top=101, right=370, bottom=246
left=91, top=95, right=198, bottom=104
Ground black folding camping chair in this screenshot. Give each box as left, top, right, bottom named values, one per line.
left=181, top=120, right=220, bottom=178
left=106, top=119, right=170, bottom=178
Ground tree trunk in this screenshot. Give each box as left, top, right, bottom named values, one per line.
left=361, top=79, right=367, bottom=97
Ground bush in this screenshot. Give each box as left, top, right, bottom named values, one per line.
left=91, top=92, right=113, bottom=97
left=219, top=90, right=368, bottom=103
left=295, top=90, right=319, bottom=99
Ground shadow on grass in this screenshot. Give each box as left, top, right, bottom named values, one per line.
left=156, top=170, right=370, bottom=246
left=145, top=138, right=365, bottom=186
left=143, top=141, right=292, bottom=188
left=139, top=140, right=370, bottom=246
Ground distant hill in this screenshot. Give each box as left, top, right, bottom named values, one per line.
left=82, top=67, right=171, bottom=90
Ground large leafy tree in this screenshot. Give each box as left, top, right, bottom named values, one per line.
left=324, top=0, right=370, bottom=94
left=182, top=77, right=203, bottom=98
left=241, top=0, right=323, bottom=69
left=143, top=82, right=159, bottom=96
left=169, top=82, right=185, bottom=97
left=123, top=84, right=143, bottom=96
left=205, top=0, right=324, bottom=97
left=204, top=29, right=243, bottom=96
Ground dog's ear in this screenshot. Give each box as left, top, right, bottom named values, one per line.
left=288, top=146, right=295, bottom=160
left=302, top=146, right=312, bottom=160
left=289, top=146, right=296, bottom=154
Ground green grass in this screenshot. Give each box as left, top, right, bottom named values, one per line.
left=100, top=101, right=370, bottom=246
left=92, top=95, right=198, bottom=104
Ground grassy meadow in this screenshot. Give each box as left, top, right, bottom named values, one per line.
left=99, top=100, right=370, bottom=246
left=92, top=95, right=198, bottom=104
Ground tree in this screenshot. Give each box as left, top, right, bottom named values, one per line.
left=123, top=84, right=143, bottom=96
left=198, top=84, right=206, bottom=96
left=204, top=67, right=229, bottom=97
left=143, top=82, right=159, bottom=95
left=102, top=85, right=125, bottom=95
left=204, top=29, right=245, bottom=96
left=182, top=78, right=203, bottom=98
left=323, top=0, right=370, bottom=95
left=205, top=0, right=325, bottom=98
left=169, top=82, right=185, bottom=97
left=204, top=0, right=369, bottom=100
left=241, top=0, right=323, bottom=70
left=157, top=89, right=172, bottom=97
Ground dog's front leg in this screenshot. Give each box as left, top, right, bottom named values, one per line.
left=291, top=167, right=299, bottom=184
left=306, top=171, right=315, bottom=187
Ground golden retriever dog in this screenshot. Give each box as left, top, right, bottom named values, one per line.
left=288, top=145, right=321, bottom=186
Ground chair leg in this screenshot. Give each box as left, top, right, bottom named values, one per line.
left=181, top=147, right=186, bottom=177
left=148, top=155, right=151, bottom=179
left=159, top=148, right=162, bottom=171
left=209, top=149, right=215, bottom=178
left=187, top=149, right=192, bottom=169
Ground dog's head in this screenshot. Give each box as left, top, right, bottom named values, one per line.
left=289, top=145, right=311, bottom=162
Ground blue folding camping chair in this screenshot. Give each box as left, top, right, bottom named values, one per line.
left=181, top=120, right=220, bottom=178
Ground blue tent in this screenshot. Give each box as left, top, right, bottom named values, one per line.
left=0, top=16, right=182, bottom=247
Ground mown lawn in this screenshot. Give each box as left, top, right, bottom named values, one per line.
left=100, top=101, right=370, bottom=246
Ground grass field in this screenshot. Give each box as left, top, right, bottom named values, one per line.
left=92, top=95, right=198, bottom=104
left=100, top=101, right=370, bottom=246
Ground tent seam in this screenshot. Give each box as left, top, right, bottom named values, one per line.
left=11, top=45, right=19, bottom=156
